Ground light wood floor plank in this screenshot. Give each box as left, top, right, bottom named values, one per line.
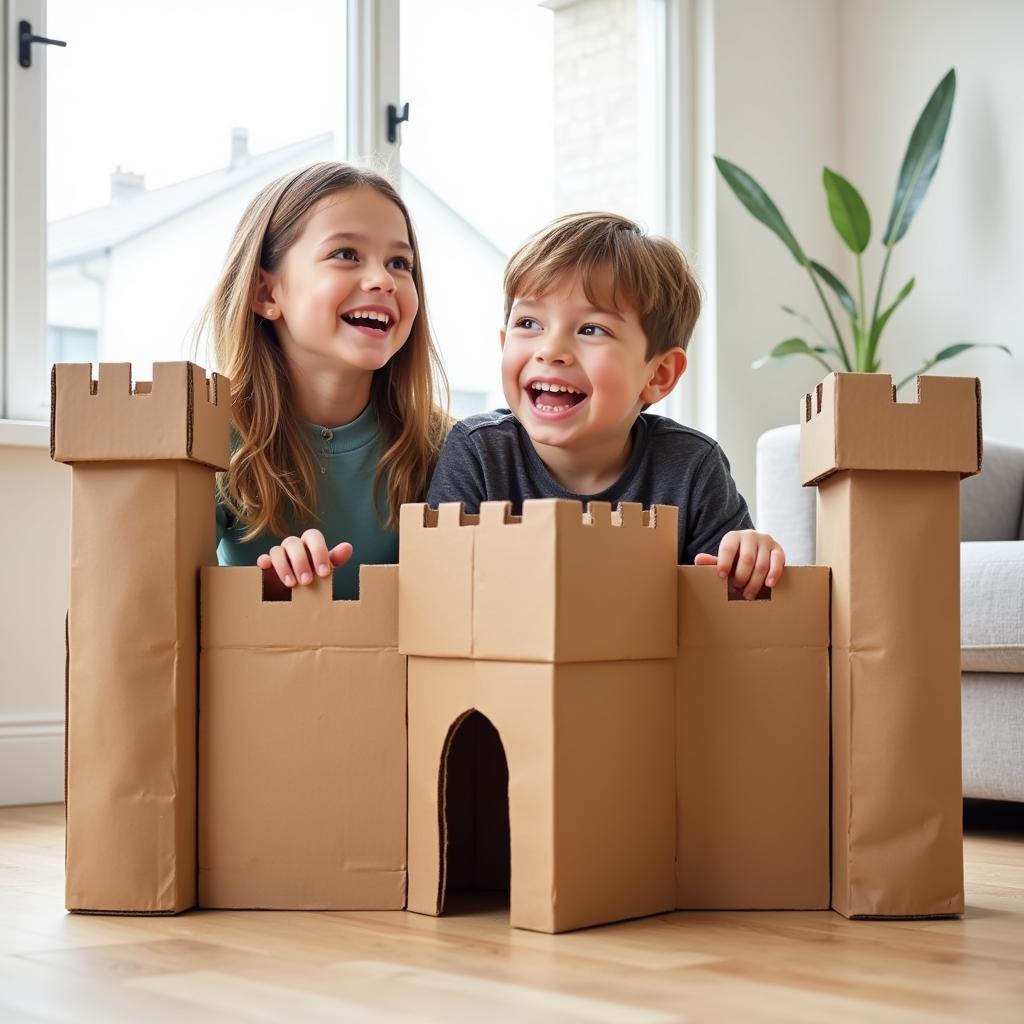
left=1, top=803, right=1022, bottom=1023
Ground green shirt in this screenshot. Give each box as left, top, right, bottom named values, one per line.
left=216, top=403, right=398, bottom=600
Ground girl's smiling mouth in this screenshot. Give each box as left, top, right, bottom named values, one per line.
left=340, top=307, right=394, bottom=335
left=526, top=379, right=588, bottom=417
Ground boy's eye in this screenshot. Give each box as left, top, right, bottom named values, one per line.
left=515, top=317, right=541, bottom=330
left=387, top=255, right=413, bottom=272
left=579, top=323, right=609, bottom=337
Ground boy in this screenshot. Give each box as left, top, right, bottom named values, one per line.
left=426, top=213, right=784, bottom=599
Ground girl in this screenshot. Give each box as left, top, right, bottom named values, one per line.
left=202, top=161, right=449, bottom=599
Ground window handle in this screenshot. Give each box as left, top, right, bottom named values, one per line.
left=387, top=102, right=410, bottom=144
left=19, top=19, right=67, bottom=69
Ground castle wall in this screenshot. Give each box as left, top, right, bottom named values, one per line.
left=197, top=565, right=407, bottom=911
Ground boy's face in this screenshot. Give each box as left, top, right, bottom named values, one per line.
left=500, top=271, right=685, bottom=456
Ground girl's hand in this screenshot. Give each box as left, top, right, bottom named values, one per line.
left=694, top=530, right=785, bottom=600
left=257, top=529, right=353, bottom=589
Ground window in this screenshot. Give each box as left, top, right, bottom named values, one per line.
left=399, top=0, right=669, bottom=416
left=5, top=0, right=348, bottom=419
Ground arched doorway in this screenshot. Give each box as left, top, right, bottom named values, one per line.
left=438, top=710, right=510, bottom=914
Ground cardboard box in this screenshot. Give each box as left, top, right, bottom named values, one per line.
left=802, top=372, right=980, bottom=918
left=401, top=500, right=678, bottom=933
left=52, top=362, right=230, bottom=913
left=198, top=564, right=407, bottom=910
left=675, top=565, right=831, bottom=910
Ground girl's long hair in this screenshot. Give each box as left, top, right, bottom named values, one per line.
left=198, top=162, right=450, bottom=541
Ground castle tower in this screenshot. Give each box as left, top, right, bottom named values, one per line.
left=51, top=361, right=231, bottom=913
left=197, top=564, right=407, bottom=910
left=801, top=372, right=981, bottom=918
left=399, top=499, right=679, bottom=934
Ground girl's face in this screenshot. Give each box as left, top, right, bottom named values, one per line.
left=258, top=186, right=419, bottom=379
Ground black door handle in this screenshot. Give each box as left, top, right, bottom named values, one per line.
left=19, top=20, right=67, bottom=69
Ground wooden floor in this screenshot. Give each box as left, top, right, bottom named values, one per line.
left=1, top=804, right=1022, bottom=1023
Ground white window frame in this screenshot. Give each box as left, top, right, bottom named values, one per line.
left=0, top=0, right=400, bottom=431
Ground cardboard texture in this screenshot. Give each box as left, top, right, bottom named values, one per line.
left=675, top=566, right=831, bottom=910
left=53, top=360, right=978, bottom=930
left=52, top=362, right=230, bottom=913
left=399, top=500, right=678, bottom=662
left=198, top=564, right=407, bottom=910
left=802, top=372, right=978, bottom=918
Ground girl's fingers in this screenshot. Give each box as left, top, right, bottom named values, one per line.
left=267, top=545, right=296, bottom=588
left=302, top=529, right=332, bottom=577
left=329, top=542, right=354, bottom=567
left=256, top=553, right=271, bottom=570
left=744, top=544, right=773, bottom=600
left=766, top=546, right=786, bottom=587
left=281, top=535, right=315, bottom=585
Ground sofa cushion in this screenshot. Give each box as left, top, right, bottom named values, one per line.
left=961, top=541, right=1024, bottom=672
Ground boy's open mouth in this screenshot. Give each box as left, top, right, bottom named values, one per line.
left=527, top=380, right=587, bottom=413
left=341, top=310, right=393, bottom=334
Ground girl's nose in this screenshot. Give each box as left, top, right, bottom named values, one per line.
left=361, top=263, right=397, bottom=292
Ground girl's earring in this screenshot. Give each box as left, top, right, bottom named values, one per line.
left=266, top=308, right=276, bottom=319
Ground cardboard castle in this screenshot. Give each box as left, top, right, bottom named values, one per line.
left=51, top=361, right=981, bottom=931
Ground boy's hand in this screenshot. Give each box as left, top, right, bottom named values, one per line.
left=694, top=530, right=785, bottom=600
left=256, top=529, right=353, bottom=590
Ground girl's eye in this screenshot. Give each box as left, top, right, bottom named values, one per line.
left=579, top=323, right=609, bottom=337
left=516, top=317, right=541, bottom=330
left=332, top=248, right=358, bottom=262
left=387, top=255, right=413, bottom=272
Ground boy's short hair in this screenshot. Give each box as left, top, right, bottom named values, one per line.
left=503, top=212, right=702, bottom=357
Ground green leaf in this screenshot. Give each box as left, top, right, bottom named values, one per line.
left=810, top=261, right=858, bottom=320
left=867, top=277, right=915, bottom=365
left=781, top=306, right=847, bottom=360
left=883, top=69, right=956, bottom=246
left=714, top=156, right=807, bottom=265
left=823, top=169, right=871, bottom=253
left=752, top=337, right=835, bottom=372
left=894, top=342, right=1013, bottom=391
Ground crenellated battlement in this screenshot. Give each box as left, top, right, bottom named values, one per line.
left=51, top=361, right=232, bottom=470
left=399, top=498, right=678, bottom=663
left=402, top=498, right=673, bottom=532
left=201, top=563, right=398, bottom=651
left=799, top=372, right=982, bottom=486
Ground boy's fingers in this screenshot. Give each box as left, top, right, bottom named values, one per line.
left=693, top=553, right=717, bottom=566
left=267, top=545, right=296, bottom=588
left=766, top=547, right=786, bottom=587
left=302, top=529, right=332, bottom=577
left=329, top=542, right=354, bottom=567
left=281, top=536, right=315, bottom=585
left=730, top=536, right=758, bottom=589
left=716, top=534, right=740, bottom=578
left=744, top=545, right=773, bottom=600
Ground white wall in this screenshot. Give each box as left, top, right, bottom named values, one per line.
left=838, top=0, right=1024, bottom=446
left=0, top=442, right=69, bottom=805
left=712, top=0, right=1024, bottom=507
left=712, top=0, right=844, bottom=505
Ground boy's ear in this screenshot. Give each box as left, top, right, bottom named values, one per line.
left=640, top=348, right=687, bottom=405
left=250, top=269, right=278, bottom=316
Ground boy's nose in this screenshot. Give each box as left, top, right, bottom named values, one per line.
left=534, top=333, right=574, bottom=364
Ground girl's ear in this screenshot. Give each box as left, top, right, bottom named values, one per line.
left=640, top=348, right=687, bottom=405
left=499, top=327, right=507, bottom=351
left=251, top=269, right=278, bottom=317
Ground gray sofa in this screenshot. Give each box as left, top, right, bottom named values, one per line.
left=756, top=426, right=1024, bottom=802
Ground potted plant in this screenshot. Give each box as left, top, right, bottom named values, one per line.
left=716, top=68, right=1010, bottom=391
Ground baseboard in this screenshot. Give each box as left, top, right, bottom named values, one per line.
left=0, top=713, right=65, bottom=807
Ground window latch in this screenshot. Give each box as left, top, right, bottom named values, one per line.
left=19, top=20, right=67, bottom=69
left=387, top=102, right=410, bottom=144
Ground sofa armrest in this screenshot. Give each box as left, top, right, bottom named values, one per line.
left=755, top=424, right=816, bottom=565
left=961, top=439, right=1024, bottom=541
